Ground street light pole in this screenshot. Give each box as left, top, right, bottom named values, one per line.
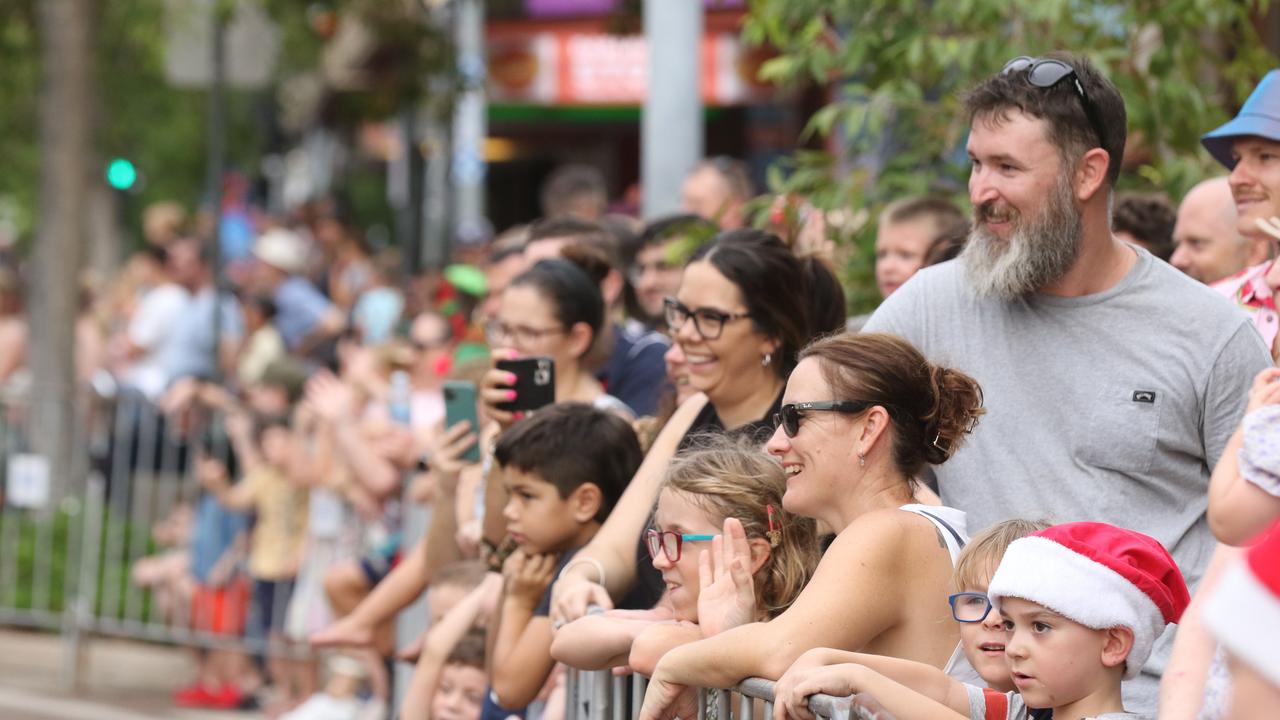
left=207, top=4, right=227, bottom=383
left=642, top=0, right=704, bottom=218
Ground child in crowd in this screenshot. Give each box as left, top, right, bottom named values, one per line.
left=432, top=629, right=490, bottom=720
left=201, top=412, right=310, bottom=711
left=485, top=403, right=645, bottom=718
left=771, top=522, right=1190, bottom=720
left=947, top=519, right=1048, bottom=693
left=400, top=566, right=503, bottom=718
left=550, top=439, right=818, bottom=673
left=173, top=444, right=254, bottom=709
left=1208, top=366, right=1280, bottom=545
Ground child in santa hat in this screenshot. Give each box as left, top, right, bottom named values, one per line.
left=772, top=522, right=1190, bottom=720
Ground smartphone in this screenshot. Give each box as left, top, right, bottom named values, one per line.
left=443, top=380, right=482, bottom=464
left=495, top=356, right=555, bottom=412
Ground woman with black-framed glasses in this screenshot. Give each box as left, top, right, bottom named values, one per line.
left=550, top=229, right=845, bottom=626
left=638, top=332, right=988, bottom=719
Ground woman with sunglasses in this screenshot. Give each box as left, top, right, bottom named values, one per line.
left=550, top=437, right=818, bottom=672
left=480, top=246, right=631, bottom=423
left=637, top=332, right=986, bottom=719
left=550, top=229, right=844, bottom=624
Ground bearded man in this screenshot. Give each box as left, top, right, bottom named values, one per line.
left=865, top=53, right=1270, bottom=714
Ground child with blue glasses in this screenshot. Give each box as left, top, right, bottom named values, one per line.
left=551, top=437, right=819, bottom=675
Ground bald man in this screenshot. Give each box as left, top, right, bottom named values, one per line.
left=1170, top=177, right=1269, bottom=283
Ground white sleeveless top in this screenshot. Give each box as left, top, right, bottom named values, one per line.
left=898, top=504, right=985, bottom=687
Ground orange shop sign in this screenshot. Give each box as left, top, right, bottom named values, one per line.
left=487, top=31, right=772, bottom=106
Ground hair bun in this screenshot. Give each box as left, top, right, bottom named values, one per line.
left=920, top=363, right=985, bottom=465
left=559, top=243, right=612, bottom=286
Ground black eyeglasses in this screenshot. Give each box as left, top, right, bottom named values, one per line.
left=663, top=297, right=751, bottom=340
left=773, top=401, right=873, bottom=438
left=1001, top=56, right=1106, bottom=149
left=644, top=528, right=717, bottom=563
left=948, top=592, right=995, bottom=623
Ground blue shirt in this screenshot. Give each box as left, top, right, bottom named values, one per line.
left=190, top=494, right=248, bottom=585
left=274, top=276, right=334, bottom=349
left=599, top=321, right=669, bottom=417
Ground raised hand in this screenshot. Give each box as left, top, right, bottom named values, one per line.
left=696, top=517, right=758, bottom=637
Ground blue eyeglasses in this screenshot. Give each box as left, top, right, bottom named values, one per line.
left=644, top=529, right=717, bottom=563
left=948, top=592, right=994, bottom=623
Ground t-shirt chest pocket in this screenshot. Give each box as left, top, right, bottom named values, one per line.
left=1076, top=383, right=1163, bottom=474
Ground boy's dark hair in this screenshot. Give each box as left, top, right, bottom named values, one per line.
left=1112, top=192, right=1176, bottom=261
left=445, top=628, right=487, bottom=671
left=493, top=403, right=642, bottom=522
left=963, top=52, right=1126, bottom=187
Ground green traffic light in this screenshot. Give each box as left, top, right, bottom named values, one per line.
left=106, top=158, right=137, bottom=190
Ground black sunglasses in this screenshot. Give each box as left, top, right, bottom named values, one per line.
left=1001, top=56, right=1106, bottom=149
left=773, top=401, right=873, bottom=438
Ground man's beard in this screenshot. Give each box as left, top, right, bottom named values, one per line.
left=961, top=177, right=1083, bottom=300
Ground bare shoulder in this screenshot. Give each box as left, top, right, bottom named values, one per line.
left=827, top=508, right=944, bottom=562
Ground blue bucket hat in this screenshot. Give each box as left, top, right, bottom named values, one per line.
left=1202, top=70, right=1280, bottom=169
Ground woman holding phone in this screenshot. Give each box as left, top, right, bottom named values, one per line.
left=479, top=246, right=629, bottom=423
left=550, top=229, right=847, bottom=620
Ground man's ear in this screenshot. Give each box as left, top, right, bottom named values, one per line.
left=1099, top=625, right=1134, bottom=671
left=1075, top=147, right=1110, bottom=203
left=569, top=483, right=603, bottom=523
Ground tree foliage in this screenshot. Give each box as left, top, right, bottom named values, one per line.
left=744, top=0, right=1277, bottom=311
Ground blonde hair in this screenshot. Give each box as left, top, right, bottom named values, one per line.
left=662, top=437, right=819, bottom=617
left=953, top=518, right=1049, bottom=592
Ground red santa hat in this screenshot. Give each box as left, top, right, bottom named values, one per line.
left=1203, top=522, right=1280, bottom=687
left=987, top=522, right=1190, bottom=679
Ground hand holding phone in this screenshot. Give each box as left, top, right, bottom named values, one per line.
left=443, top=380, right=482, bottom=464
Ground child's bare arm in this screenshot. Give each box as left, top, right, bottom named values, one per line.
left=490, top=551, right=559, bottom=708
left=628, top=621, right=704, bottom=676
left=774, top=663, right=969, bottom=720
left=550, top=606, right=675, bottom=671
left=1209, top=416, right=1280, bottom=545
left=772, top=647, right=969, bottom=717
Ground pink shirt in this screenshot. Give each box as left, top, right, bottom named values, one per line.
left=1212, top=260, right=1279, bottom=352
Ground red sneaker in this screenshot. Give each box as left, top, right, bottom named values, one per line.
left=207, top=684, right=245, bottom=710
left=173, top=684, right=218, bottom=707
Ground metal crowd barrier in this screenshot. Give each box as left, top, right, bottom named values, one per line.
left=563, top=669, right=874, bottom=720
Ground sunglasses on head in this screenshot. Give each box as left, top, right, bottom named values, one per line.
left=1001, top=55, right=1106, bottom=149
left=772, top=400, right=875, bottom=438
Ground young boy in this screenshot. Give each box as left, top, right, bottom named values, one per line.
left=773, top=522, right=1190, bottom=720
left=432, top=629, right=489, bottom=720
left=201, top=412, right=309, bottom=708
left=948, top=519, right=1048, bottom=693
left=485, top=403, right=644, bottom=718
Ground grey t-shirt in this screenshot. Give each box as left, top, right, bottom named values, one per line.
left=866, top=248, right=1271, bottom=712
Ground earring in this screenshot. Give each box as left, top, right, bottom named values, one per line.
left=857, top=453, right=865, bottom=468
left=761, top=353, right=772, bottom=368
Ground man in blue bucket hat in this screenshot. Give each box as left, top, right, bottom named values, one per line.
left=1201, top=70, right=1280, bottom=357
